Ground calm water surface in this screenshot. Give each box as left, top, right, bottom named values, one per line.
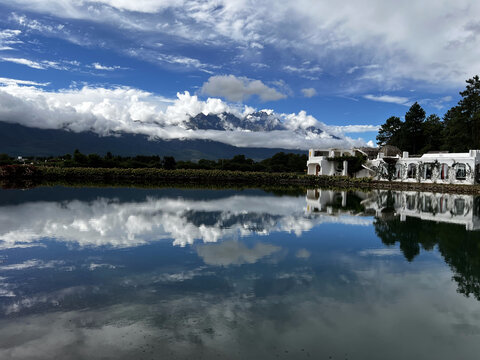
left=0, top=187, right=480, bottom=359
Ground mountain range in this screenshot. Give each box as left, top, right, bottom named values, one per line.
left=0, top=110, right=338, bottom=160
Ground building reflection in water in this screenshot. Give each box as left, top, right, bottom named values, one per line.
left=306, top=188, right=480, bottom=231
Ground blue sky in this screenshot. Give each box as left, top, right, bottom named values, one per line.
left=0, top=0, right=479, bottom=149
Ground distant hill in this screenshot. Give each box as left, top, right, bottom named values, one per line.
left=0, top=121, right=305, bottom=160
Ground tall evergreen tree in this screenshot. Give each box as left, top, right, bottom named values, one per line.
left=442, top=106, right=469, bottom=152
left=376, top=116, right=403, bottom=147
left=403, top=102, right=426, bottom=154
left=421, top=114, right=444, bottom=153
left=443, top=76, right=480, bottom=151
left=459, top=75, right=480, bottom=149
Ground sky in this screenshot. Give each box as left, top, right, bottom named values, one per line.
left=0, top=0, right=479, bottom=149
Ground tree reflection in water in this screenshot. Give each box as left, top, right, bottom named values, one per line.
left=372, top=191, right=480, bottom=300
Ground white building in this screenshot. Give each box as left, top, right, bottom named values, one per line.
left=371, top=150, right=480, bottom=185
left=307, top=147, right=480, bottom=185
left=306, top=148, right=372, bottom=178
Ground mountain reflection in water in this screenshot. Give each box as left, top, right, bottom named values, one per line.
left=0, top=187, right=479, bottom=360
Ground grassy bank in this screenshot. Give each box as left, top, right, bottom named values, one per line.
left=2, top=165, right=480, bottom=194
left=0, top=165, right=370, bottom=189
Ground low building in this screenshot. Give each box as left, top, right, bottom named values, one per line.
left=306, top=148, right=372, bottom=178
left=370, top=150, right=480, bottom=185
left=307, top=147, right=480, bottom=185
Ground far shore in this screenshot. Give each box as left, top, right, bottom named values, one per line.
left=2, top=165, right=480, bottom=195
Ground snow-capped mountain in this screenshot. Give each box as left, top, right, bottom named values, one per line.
left=186, top=110, right=317, bottom=133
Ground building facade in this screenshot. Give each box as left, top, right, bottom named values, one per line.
left=307, top=147, right=480, bottom=185
left=370, top=150, right=480, bottom=185
left=306, top=148, right=371, bottom=178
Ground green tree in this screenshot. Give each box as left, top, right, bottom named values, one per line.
left=376, top=116, right=403, bottom=147
left=459, top=75, right=480, bottom=149
left=73, top=149, right=88, bottom=166
left=403, top=102, right=426, bottom=154
left=163, top=156, right=176, bottom=170
left=421, top=114, right=444, bottom=153
left=443, top=106, right=470, bottom=152
left=443, top=76, right=480, bottom=151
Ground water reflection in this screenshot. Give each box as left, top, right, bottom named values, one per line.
left=0, top=188, right=370, bottom=249
left=0, top=187, right=480, bottom=359
left=364, top=190, right=480, bottom=230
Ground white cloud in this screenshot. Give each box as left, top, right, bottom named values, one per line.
left=156, top=54, right=213, bottom=71
left=363, top=94, right=411, bottom=106
left=301, top=88, right=317, bottom=98
left=0, top=77, right=49, bottom=86
left=0, top=78, right=364, bottom=149
left=328, top=124, right=381, bottom=135
left=91, top=62, right=124, bottom=71
left=0, top=57, right=69, bottom=70
left=284, top=65, right=322, bottom=80
left=347, top=64, right=380, bottom=74
left=0, top=29, right=22, bottom=51
left=200, top=75, right=287, bottom=102
left=1, top=57, right=45, bottom=69
left=419, top=95, right=454, bottom=110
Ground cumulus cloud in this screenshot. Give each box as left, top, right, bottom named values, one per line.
left=200, top=75, right=287, bottom=102
left=301, top=88, right=317, bottom=98
left=0, top=79, right=364, bottom=149
left=363, top=94, right=411, bottom=106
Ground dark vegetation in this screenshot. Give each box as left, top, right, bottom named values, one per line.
left=0, top=151, right=308, bottom=173
left=377, top=75, right=480, bottom=154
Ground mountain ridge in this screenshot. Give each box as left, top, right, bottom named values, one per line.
left=0, top=121, right=306, bottom=160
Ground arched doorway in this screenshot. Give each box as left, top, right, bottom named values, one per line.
left=316, top=164, right=321, bottom=175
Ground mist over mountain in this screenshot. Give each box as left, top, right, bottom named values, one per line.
left=0, top=84, right=361, bottom=153
left=184, top=110, right=340, bottom=138
left=0, top=121, right=305, bottom=160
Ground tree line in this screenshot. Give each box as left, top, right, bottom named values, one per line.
left=0, top=150, right=308, bottom=173
left=376, top=75, right=480, bottom=154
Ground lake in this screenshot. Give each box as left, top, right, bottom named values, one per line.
left=0, top=186, right=479, bottom=359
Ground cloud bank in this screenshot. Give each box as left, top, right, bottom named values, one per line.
left=0, top=79, right=370, bottom=149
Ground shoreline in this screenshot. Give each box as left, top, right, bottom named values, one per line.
left=2, top=165, right=480, bottom=194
